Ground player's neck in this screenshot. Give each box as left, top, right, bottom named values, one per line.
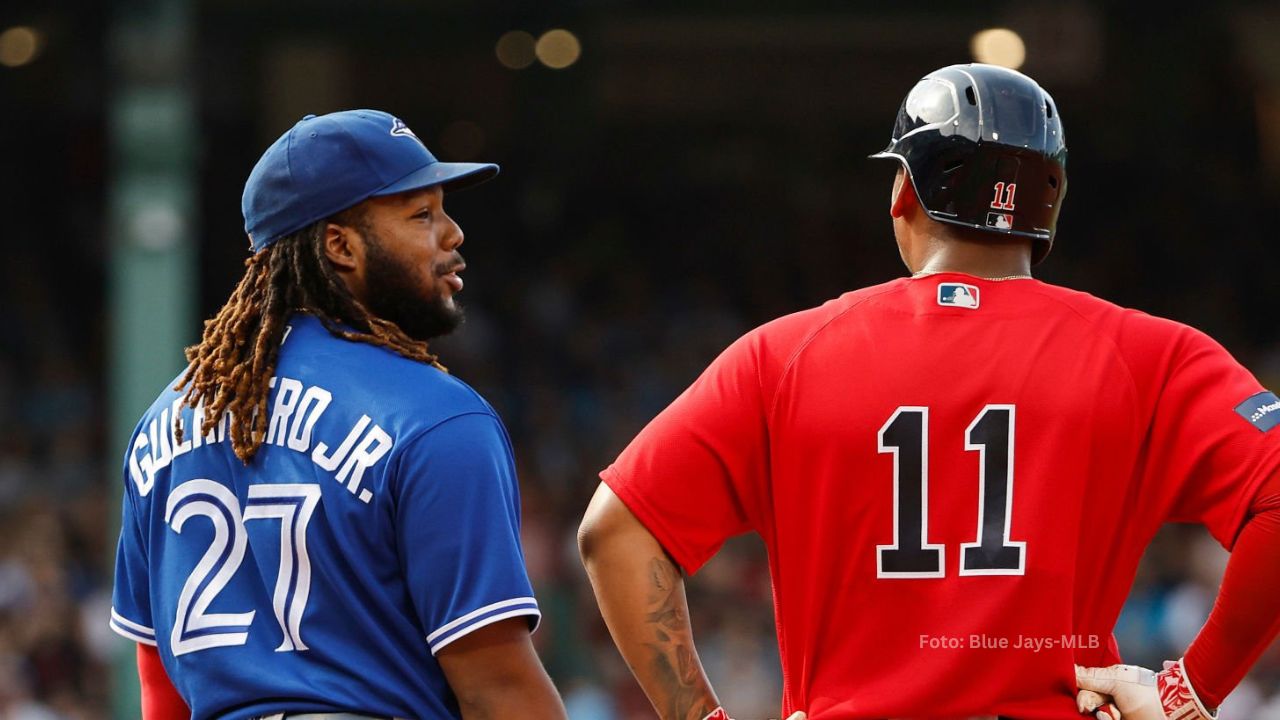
left=909, top=233, right=1033, bottom=280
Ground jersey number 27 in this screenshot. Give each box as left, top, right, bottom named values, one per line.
left=165, top=479, right=321, bottom=655
left=876, top=405, right=1025, bottom=578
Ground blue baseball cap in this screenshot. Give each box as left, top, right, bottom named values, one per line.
left=242, top=109, right=499, bottom=253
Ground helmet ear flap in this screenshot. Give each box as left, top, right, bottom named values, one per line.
left=1033, top=169, right=1067, bottom=265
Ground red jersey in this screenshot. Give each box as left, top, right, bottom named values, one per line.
left=602, top=273, right=1280, bottom=719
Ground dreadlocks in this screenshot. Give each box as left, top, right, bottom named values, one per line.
left=174, top=215, right=444, bottom=464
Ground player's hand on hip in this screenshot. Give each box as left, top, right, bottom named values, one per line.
left=1075, top=659, right=1217, bottom=720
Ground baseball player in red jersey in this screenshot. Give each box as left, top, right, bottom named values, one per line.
left=577, top=64, right=1280, bottom=720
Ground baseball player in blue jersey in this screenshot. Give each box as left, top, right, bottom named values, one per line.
left=109, top=110, right=567, bottom=720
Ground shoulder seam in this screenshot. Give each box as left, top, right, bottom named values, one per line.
left=393, top=410, right=503, bottom=456
left=386, top=410, right=504, bottom=497
left=1020, top=285, right=1143, bottom=401
left=766, top=285, right=902, bottom=418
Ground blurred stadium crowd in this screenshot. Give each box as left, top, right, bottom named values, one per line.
left=5, top=2, right=1280, bottom=719
left=2, top=245, right=1279, bottom=719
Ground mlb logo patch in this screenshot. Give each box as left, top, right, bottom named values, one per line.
left=986, top=212, right=1014, bottom=230
left=937, top=282, right=980, bottom=309
left=1236, top=391, right=1280, bottom=432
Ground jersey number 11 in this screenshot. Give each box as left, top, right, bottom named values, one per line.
left=876, top=405, right=1025, bottom=578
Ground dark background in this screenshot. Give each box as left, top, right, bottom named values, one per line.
left=2, top=1, right=1278, bottom=718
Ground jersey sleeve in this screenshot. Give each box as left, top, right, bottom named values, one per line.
left=392, top=412, right=539, bottom=655
left=111, top=481, right=157, bottom=647
left=1140, top=323, right=1280, bottom=548
left=601, top=330, right=770, bottom=575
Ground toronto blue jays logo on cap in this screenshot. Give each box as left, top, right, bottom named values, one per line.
left=389, top=116, right=422, bottom=143
left=1235, top=391, right=1280, bottom=432
left=937, top=282, right=980, bottom=309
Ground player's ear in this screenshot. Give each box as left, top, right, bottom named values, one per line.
left=890, top=167, right=917, bottom=219
left=322, top=222, right=363, bottom=274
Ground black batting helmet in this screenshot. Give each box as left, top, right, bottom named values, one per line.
left=871, top=63, right=1067, bottom=264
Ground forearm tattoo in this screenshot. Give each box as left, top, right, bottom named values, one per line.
left=642, top=555, right=716, bottom=720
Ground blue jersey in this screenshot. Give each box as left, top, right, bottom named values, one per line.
left=110, top=314, right=540, bottom=720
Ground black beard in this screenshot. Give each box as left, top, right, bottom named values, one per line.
left=361, top=234, right=464, bottom=342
